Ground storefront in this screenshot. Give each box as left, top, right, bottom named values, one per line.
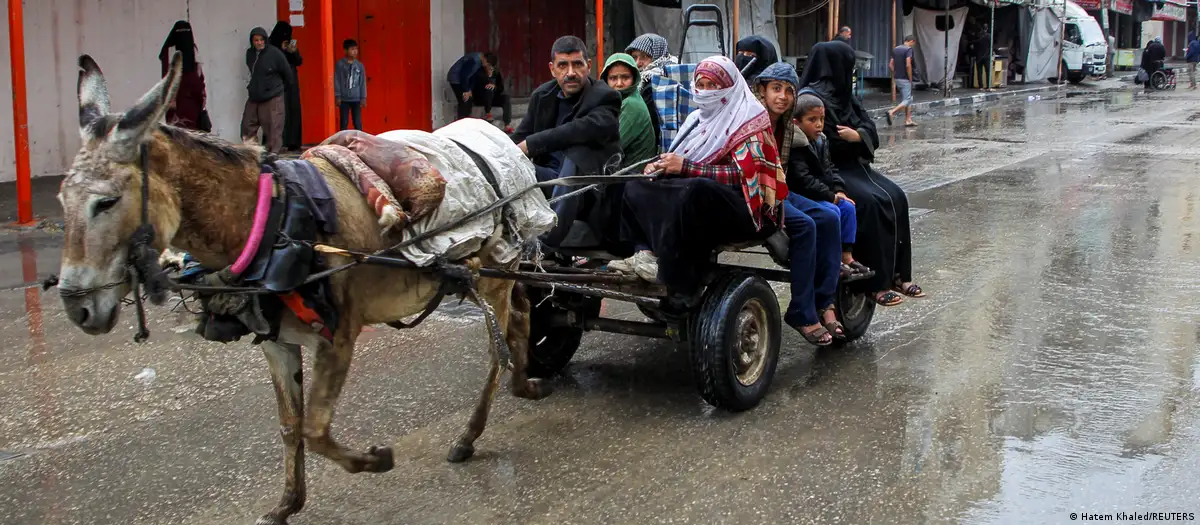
left=1149, top=0, right=1189, bottom=58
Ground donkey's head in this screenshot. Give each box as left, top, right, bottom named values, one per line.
left=58, top=53, right=182, bottom=334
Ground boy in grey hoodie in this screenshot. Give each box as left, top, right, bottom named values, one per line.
left=335, top=39, right=367, bottom=130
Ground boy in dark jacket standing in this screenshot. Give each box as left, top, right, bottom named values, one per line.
left=241, top=26, right=294, bottom=154
left=335, top=39, right=367, bottom=130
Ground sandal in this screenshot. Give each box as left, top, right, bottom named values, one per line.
left=848, top=260, right=871, bottom=274
left=874, top=291, right=904, bottom=307
left=821, top=307, right=845, bottom=340
left=796, top=324, right=833, bottom=346
left=893, top=281, right=926, bottom=298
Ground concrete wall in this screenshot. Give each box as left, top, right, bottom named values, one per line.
left=0, top=0, right=277, bottom=183
left=430, top=0, right=465, bottom=129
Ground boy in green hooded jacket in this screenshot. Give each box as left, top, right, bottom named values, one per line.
left=601, top=53, right=657, bottom=168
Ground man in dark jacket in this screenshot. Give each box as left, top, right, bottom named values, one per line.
left=241, top=26, right=294, bottom=153
left=511, top=35, right=621, bottom=246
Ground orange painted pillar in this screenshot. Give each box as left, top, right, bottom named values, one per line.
left=8, top=0, right=33, bottom=224
left=320, top=0, right=336, bottom=137
left=732, top=0, right=740, bottom=48
left=595, top=0, right=604, bottom=78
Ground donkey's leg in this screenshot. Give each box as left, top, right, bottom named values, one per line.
left=256, top=342, right=306, bottom=525
left=446, top=347, right=504, bottom=463
left=447, top=277, right=515, bottom=463
left=303, top=317, right=395, bottom=474
left=505, top=282, right=550, bottom=400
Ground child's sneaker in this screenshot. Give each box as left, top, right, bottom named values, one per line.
left=503, top=126, right=514, bottom=134
left=484, top=112, right=493, bottom=121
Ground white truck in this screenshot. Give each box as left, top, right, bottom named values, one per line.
left=1056, top=0, right=1109, bottom=83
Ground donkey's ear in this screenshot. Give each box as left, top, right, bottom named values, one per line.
left=78, top=55, right=111, bottom=136
left=110, top=52, right=182, bottom=157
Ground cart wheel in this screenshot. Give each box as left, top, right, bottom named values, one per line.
left=526, top=289, right=601, bottom=378
left=689, top=273, right=781, bottom=412
left=834, top=281, right=875, bottom=344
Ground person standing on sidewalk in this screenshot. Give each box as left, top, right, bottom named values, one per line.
left=269, top=22, right=304, bottom=151
left=886, top=35, right=917, bottom=128
left=241, top=27, right=293, bottom=153
left=158, top=21, right=209, bottom=132
left=335, top=39, right=367, bottom=131
left=1186, top=32, right=1200, bottom=90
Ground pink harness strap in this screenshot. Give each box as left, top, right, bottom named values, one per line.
left=230, top=172, right=275, bottom=276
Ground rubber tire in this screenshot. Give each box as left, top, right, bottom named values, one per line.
left=525, top=289, right=601, bottom=378
left=1151, top=71, right=1169, bottom=91
left=1067, top=72, right=1086, bottom=85
left=688, top=273, right=781, bottom=412
left=834, top=281, right=876, bottom=345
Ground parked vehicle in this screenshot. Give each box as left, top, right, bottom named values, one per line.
left=1057, top=0, right=1108, bottom=83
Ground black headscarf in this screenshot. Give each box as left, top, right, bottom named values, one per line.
left=269, top=21, right=293, bottom=49
left=735, top=36, right=778, bottom=81
left=159, top=20, right=198, bottom=73
left=797, top=41, right=876, bottom=141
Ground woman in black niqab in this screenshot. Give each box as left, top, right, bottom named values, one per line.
left=158, top=21, right=208, bottom=131
left=269, top=21, right=304, bottom=151
left=735, top=35, right=779, bottom=82
left=798, top=41, right=924, bottom=305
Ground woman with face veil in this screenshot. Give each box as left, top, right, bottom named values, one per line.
left=158, top=21, right=208, bottom=131
left=797, top=41, right=924, bottom=306
left=269, top=21, right=304, bottom=151
left=616, top=56, right=787, bottom=314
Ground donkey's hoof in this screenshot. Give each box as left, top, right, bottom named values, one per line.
left=446, top=442, right=475, bottom=463
left=364, top=445, right=394, bottom=473
left=516, top=378, right=554, bottom=400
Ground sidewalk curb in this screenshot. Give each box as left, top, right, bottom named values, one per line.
left=866, top=85, right=1067, bottom=118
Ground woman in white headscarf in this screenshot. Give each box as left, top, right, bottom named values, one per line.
left=614, top=56, right=800, bottom=321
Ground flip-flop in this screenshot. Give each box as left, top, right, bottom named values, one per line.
left=905, top=122, right=918, bottom=128
left=886, top=113, right=894, bottom=126
left=893, top=282, right=926, bottom=298
left=874, top=291, right=904, bottom=307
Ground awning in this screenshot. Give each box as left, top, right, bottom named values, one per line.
left=1075, top=0, right=1102, bottom=9
left=1150, top=0, right=1187, bottom=22
left=1107, top=0, right=1133, bottom=15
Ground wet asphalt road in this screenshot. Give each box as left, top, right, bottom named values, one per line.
left=3, top=86, right=1200, bottom=525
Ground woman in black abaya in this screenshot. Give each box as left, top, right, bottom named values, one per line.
left=797, top=41, right=925, bottom=306
left=269, top=21, right=304, bottom=151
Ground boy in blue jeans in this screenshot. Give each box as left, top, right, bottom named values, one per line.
left=789, top=93, right=869, bottom=278
left=335, top=39, right=367, bottom=130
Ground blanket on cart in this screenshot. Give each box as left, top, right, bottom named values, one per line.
left=378, top=119, right=557, bottom=266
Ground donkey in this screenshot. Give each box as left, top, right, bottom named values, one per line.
left=57, top=53, right=549, bottom=524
